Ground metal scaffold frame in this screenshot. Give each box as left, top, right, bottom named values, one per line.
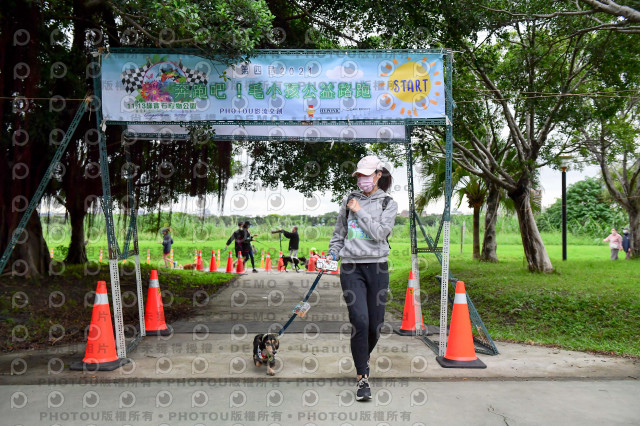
left=0, top=48, right=497, bottom=363
left=404, top=50, right=498, bottom=356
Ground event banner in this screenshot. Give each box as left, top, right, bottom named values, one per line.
left=100, top=50, right=446, bottom=123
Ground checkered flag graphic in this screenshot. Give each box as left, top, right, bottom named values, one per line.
left=120, top=61, right=151, bottom=94
left=178, top=60, right=208, bottom=87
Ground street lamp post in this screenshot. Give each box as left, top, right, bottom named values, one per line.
left=559, top=156, right=572, bottom=261
left=561, top=165, right=567, bottom=261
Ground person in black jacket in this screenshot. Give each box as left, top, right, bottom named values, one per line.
left=622, top=227, right=631, bottom=260
left=279, top=226, right=299, bottom=259
left=225, top=222, right=246, bottom=264
left=159, top=228, right=173, bottom=268
left=242, top=221, right=259, bottom=272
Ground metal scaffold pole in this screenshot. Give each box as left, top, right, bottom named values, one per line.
left=0, top=98, right=89, bottom=275
left=92, top=59, right=127, bottom=360
left=123, top=142, right=146, bottom=350
left=439, top=50, right=455, bottom=357
left=405, top=137, right=423, bottom=336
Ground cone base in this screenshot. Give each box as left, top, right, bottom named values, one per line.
left=436, top=355, right=486, bottom=369
left=70, top=357, right=131, bottom=372
left=394, top=325, right=428, bottom=336
left=145, top=327, right=173, bottom=336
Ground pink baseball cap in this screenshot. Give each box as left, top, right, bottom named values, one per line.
left=352, top=155, right=384, bottom=177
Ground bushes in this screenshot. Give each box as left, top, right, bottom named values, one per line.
left=536, top=177, right=627, bottom=236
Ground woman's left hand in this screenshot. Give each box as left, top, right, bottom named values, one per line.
left=347, top=198, right=361, bottom=213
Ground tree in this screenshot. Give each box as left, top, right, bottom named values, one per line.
left=1, top=0, right=275, bottom=273
left=236, top=141, right=368, bottom=203
left=537, top=177, right=626, bottom=235
left=413, top=0, right=640, bottom=272
left=415, top=159, right=489, bottom=259
left=459, top=177, right=488, bottom=260
left=483, top=0, right=640, bottom=34
left=557, top=23, right=640, bottom=256
left=575, top=100, right=640, bottom=255
left=1, top=0, right=57, bottom=277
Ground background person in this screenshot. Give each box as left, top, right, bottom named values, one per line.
left=603, top=228, right=624, bottom=260
left=326, top=155, right=397, bottom=402
left=622, top=227, right=632, bottom=259
left=278, top=226, right=300, bottom=259
left=159, top=227, right=173, bottom=268
left=242, top=221, right=259, bottom=273
left=225, top=221, right=246, bottom=267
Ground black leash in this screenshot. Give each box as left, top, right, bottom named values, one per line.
left=278, top=269, right=325, bottom=336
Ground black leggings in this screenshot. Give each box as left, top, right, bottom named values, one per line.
left=340, top=262, right=389, bottom=376
left=242, top=250, right=255, bottom=268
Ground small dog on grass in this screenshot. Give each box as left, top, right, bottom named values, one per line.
left=182, top=263, right=197, bottom=270
left=252, top=333, right=279, bottom=375
left=282, top=256, right=307, bottom=272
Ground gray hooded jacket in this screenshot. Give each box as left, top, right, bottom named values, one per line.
left=328, top=189, right=398, bottom=263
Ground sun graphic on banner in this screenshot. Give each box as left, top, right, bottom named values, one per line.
left=378, top=57, right=443, bottom=117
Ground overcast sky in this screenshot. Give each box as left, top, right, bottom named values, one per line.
left=40, top=151, right=600, bottom=217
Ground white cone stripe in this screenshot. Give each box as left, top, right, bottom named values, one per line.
left=94, top=293, right=109, bottom=305
left=407, top=278, right=415, bottom=289
left=149, top=279, right=159, bottom=288
left=454, top=293, right=467, bottom=304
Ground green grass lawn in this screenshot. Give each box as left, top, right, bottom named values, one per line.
left=42, top=228, right=640, bottom=357
left=388, top=241, right=640, bottom=358
left=0, top=264, right=235, bottom=351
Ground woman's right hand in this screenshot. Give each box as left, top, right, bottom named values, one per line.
left=326, top=253, right=334, bottom=261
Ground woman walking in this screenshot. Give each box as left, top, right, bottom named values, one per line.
left=603, top=228, right=623, bottom=260
left=326, top=155, right=397, bottom=401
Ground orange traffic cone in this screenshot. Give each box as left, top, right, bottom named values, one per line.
left=436, top=281, right=486, bottom=368
left=265, top=252, right=272, bottom=272
left=236, top=251, right=245, bottom=273
left=307, top=255, right=317, bottom=273
left=226, top=251, right=234, bottom=273
left=70, top=281, right=129, bottom=371
left=395, top=271, right=426, bottom=335
left=196, top=250, right=203, bottom=271
left=144, top=270, right=171, bottom=336
left=209, top=250, right=217, bottom=272
left=277, top=251, right=285, bottom=271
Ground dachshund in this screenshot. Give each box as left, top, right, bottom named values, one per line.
left=252, top=333, right=279, bottom=375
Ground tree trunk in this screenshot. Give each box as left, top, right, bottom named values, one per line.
left=0, top=204, right=50, bottom=277
left=0, top=0, right=49, bottom=278
left=472, top=205, right=481, bottom=259
left=480, top=183, right=499, bottom=262
left=65, top=205, right=88, bottom=264
left=509, top=186, right=554, bottom=272
left=629, top=207, right=640, bottom=259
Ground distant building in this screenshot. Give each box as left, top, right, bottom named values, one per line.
left=399, top=210, right=410, bottom=217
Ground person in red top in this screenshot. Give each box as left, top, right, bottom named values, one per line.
left=603, top=228, right=624, bottom=260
